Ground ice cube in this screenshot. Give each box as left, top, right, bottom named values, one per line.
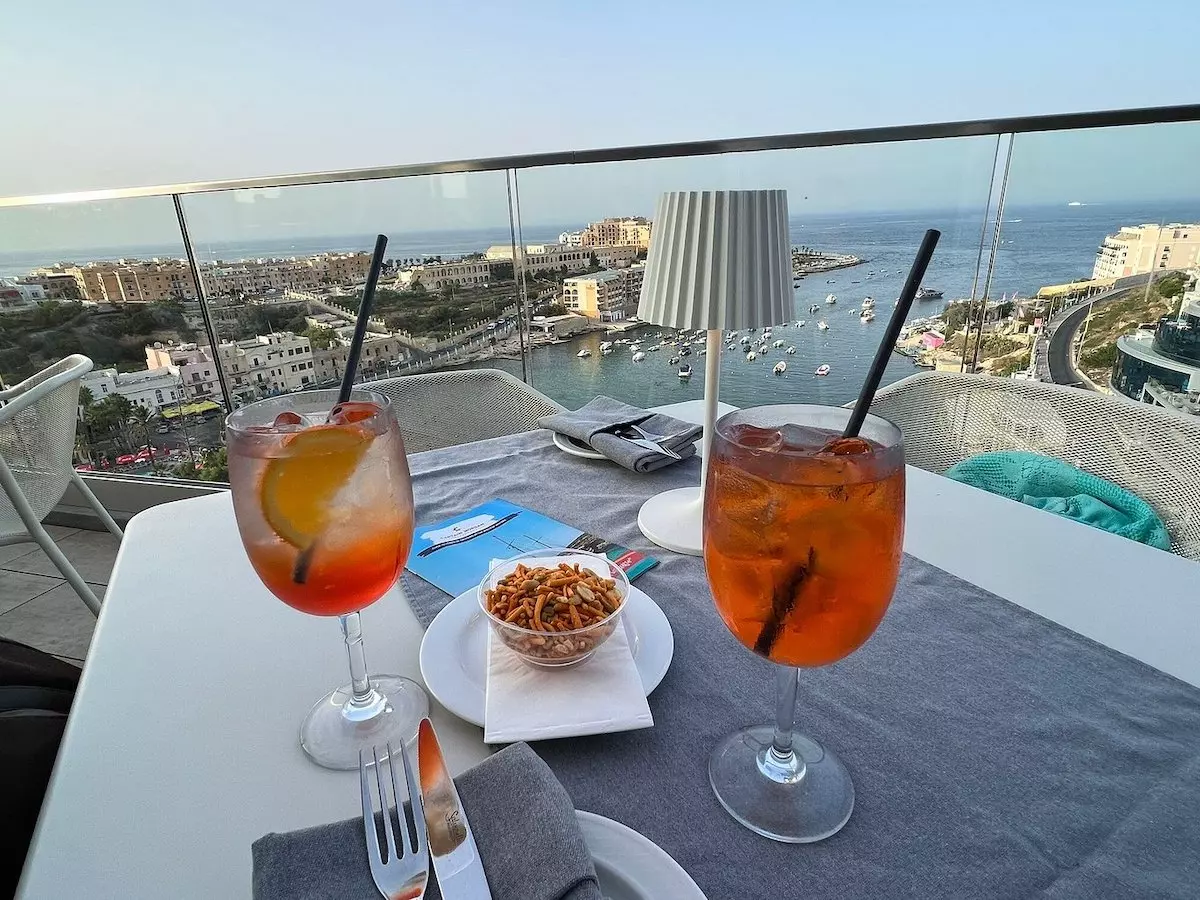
left=728, top=423, right=783, bottom=452
left=270, top=411, right=308, bottom=432
left=777, top=423, right=830, bottom=452
left=818, top=436, right=873, bottom=456
left=327, top=401, right=381, bottom=426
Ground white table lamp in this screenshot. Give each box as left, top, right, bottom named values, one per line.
left=635, top=190, right=793, bottom=556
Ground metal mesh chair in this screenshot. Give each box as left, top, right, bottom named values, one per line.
left=870, top=372, right=1200, bottom=561
left=0, top=355, right=123, bottom=615
left=367, top=369, right=564, bottom=454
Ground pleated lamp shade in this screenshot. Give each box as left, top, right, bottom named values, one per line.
left=637, top=190, right=793, bottom=331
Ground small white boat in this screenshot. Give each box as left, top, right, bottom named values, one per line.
left=759, top=346, right=770, bottom=355
left=632, top=352, right=646, bottom=362
left=826, top=293, right=837, bottom=305
left=861, top=296, right=875, bottom=309
left=678, top=364, right=692, bottom=378
left=601, top=348, right=613, bottom=355
left=746, top=351, right=757, bottom=361
left=773, top=361, right=787, bottom=375
left=797, top=320, right=806, bottom=327
left=860, top=310, right=876, bottom=322
left=599, top=341, right=613, bottom=351
left=815, top=364, right=831, bottom=376
left=809, top=304, right=820, bottom=313
left=648, top=345, right=660, bottom=352
left=668, top=356, right=680, bottom=364
left=577, top=349, right=591, bottom=358
left=817, top=321, right=829, bottom=331
left=740, top=336, right=753, bottom=345
left=630, top=343, right=642, bottom=352
left=786, top=346, right=797, bottom=355
left=692, top=340, right=705, bottom=346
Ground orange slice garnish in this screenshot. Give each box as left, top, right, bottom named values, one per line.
left=260, top=424, right=373, bottom=549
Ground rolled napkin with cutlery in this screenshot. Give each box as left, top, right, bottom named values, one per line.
left=251, top=742, right=601, bottom=900
left=539, top=395, right=702, bottom=473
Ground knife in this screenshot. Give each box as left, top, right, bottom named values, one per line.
left=416, top=718, right=493, bottom=900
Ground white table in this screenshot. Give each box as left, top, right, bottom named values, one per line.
left=18, top=430, right=1200, bottom=899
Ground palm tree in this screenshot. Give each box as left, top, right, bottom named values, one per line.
left=128, top=406, right=158, bottom=473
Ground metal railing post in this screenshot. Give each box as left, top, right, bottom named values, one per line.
left=173, top=194, right=235, bottom=412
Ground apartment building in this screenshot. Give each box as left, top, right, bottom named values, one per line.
left=484, top=243, right=594, bottom=275
left=580, top=217, right=652, bottom=250
left=310, top=252, right=374, bottom=285
left=219, top=332, right=315, bottom=400
left=1093, top=223, right=1200, bottom=279
left=17, top=273, right=81, bottom=300
left=396, top=260, right=491, bottom=292
left=558, top=230, right=584, bottom=246
left=312, top=335, right=411, bottom=383
left=145, top=342, right=224, bottom=402
left=146, top=331, right=315, bottom=403
left=34, top=260, right=197, bottom=303
left=81, top=366, right=183, bottom=413
left=203, top=260, right=319, bottom=296
left=563, top=265, right=645, bottom=320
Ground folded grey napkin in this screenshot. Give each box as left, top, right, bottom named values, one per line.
left=252, top=742, right=601, bottom=900
left=539, top=395, right=702, bottom=473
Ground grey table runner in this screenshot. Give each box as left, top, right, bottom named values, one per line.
left=403, top=430, right=1200, bottom=899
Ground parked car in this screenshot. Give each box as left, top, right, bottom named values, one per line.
left=156, top=424, right=170, bottom=434
left=74, top=464, right=95, bottom=472
left=116, top=454, right=137, bottom=466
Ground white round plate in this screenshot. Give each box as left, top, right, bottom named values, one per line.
left=420, top=584, right=673, bottom=726
left=551, top=430, right=606, bottom=460
left=577, top=811, right=707, bottom=899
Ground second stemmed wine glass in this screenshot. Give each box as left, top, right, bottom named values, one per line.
left=226, top=389, right=428, bottom=770
left=703, top=404, right=905, bottom=842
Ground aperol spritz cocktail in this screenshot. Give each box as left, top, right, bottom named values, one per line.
left=703, top=404, right=904, bottom=842
left=227, top=389, right=428, bottom=770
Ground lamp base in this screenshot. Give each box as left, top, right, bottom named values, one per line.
left=637, top=486, right=703, bottom=556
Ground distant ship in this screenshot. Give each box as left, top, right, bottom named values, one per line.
left=916, top=287, right=944, bottom=300
left=1067, top=201, right=1084, bottom=207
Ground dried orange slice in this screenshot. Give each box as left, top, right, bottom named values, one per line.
left=260, top=424, right=373, bottom=549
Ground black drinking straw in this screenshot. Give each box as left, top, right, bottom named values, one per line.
left=842, top=229, right=941, bottom=438
left=338, top=234, right=389, bottom=404
left=293, top=234, right=388, bottom=585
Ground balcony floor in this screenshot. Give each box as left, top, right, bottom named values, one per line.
left=0, top=526, right=116, bottom=664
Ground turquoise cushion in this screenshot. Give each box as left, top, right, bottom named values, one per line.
left=945, top=451, right=1171, bottom=551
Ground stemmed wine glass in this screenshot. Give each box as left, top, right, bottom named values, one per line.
left=226, top=389, right=428, bottom=770
left=703, top=404, right=905, bottom=842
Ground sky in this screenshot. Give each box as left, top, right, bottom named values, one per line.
left=1, top=0, right=1197, bottom=252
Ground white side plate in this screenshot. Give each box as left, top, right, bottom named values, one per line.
left=551, top=430, right=607, bottom=460
left=578, top=810, right=707, bottom=899
left=420, top=585, right=673, bottom=727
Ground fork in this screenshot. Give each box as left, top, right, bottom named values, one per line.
left=360, top=743, right=429, bottom=900
left=612, top=424, right=683, bottom=460
left=612, top=426, right=681, bottom=459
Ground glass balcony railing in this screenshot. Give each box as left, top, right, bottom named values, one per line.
left=0, top=104, right=1197, bottom=488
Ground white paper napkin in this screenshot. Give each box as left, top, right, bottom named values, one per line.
left=482, top=554, right=653, bottom=743
left=484, top=618, right=653, bottom=743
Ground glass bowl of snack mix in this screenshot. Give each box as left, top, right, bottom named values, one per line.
left=479, top=548, right=629, bottom=667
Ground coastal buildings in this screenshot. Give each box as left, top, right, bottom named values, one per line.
left=33, top=252, right=374, bottom=304
left=484, top=242, right=593, bottom=275
left=16, top=273, right=81, bottom=301
left=1092, top=224, right=1200, bottom=279
left=81, top=366, right=184, bottom=413
left=312, top=335, right=412, bottom=383
left=1112, top=270, right=1200, bottom=414
left=146, top=332, right=315, bottom=403
left=145, top=343, right=224, bottom=402
left=0, top=278, right=44, bottom=311
left=580, top=217, right=652, bottom=250
left=563, top=265, right=645, bottom=320
left=396, top=260, right=491, bottom=292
